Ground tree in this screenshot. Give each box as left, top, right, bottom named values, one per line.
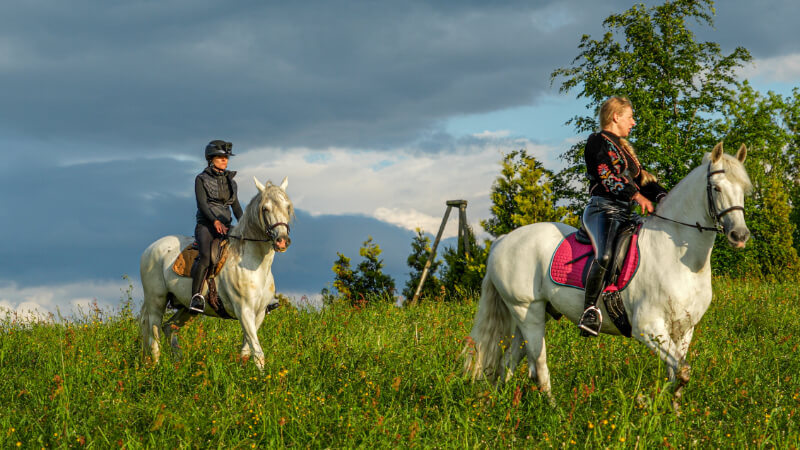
left=403, top=229, right=443, bottom=302
left=329, top=237, right=396, bottom=305
left=352, top=237, right=396, bottom=302
left=481, top=149, right=578, bottom=238
left=550, top=0, right=751, bottom=213
left=711, top=83, right=800, bottom=280
left=330, top=253, right=356, bottom=303
left=440, top=225, right=489, bottom=299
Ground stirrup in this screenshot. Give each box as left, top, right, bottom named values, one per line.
left=189, top=293, right=205, bottom=313
left=578, top=305, right=603, bottom=337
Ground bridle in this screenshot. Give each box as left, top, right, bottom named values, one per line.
left=650, top=163, right=745, bottom=234
left=228, top=209, right=290, bottom=243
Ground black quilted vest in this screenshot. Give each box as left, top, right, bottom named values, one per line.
left=196, top=166, right=238, bottom=226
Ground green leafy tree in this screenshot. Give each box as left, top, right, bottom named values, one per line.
left=550, top=0, right=751, bottom=213
left=482, top=149, right=578, bottom=238
left=403, top=229, right=442, bottom=302
left=331, top=253, right=356, bottom=303
left=711, top=83, right=800, bottom=280
left=352, top=237, right=396, bottom=304
left=329, top=237, right=396, bottom=305
left=440, top=226, right=489, bottom=299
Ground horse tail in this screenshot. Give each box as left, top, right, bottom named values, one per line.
left=463, top=271, right=514, bottom=383
left=138, top=240, right=169, bottom=362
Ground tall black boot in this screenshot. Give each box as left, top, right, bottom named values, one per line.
left=579, top=259, right=607, bottom=337
left=189, top=258, right=208, bottom=313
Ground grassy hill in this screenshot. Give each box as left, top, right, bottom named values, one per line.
left=1, top=279, right=798, bottom=448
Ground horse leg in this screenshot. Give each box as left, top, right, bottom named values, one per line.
left=515, top=303, right=554, bottom=404
left=239, top=308, right=265, bottom=371
left=501, top=328, right=525, bottom=383
left=240, top=307, right=267, bottom=360
left=669, top=327, right=694, bottom=410
left=161, top=307, right=194, bottom=360
left=139, top=292, right=167, bottom=365
left=635, top=323, right=691, bottom=411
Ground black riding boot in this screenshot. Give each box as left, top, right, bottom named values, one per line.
left=189, top=259, right=208, bottom=313
left=579, top=259, right=606, bottom=337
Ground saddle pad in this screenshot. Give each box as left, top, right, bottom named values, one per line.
left=171, top=241, right=229, bottom=278
left=549, top=231, right=640, bottom=291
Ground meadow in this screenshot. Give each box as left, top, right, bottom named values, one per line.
left=1, top=278, right=798, bottom=448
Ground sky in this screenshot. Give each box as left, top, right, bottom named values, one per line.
left=1, top=0, right=798, bottom=319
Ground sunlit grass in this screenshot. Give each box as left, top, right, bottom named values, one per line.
left=0, top=278, right=798, bottom=447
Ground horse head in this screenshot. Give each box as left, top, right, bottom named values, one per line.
left=705, top=142, right=751, bottom=249
left=252, top=176, right=294, bottom=252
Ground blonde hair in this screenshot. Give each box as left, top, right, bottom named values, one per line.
left=599, top=96, right=658, bottom=186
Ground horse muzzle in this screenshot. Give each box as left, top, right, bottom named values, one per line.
left=273, top=235, right=291, bottom=252
left=727, top=227, right=750, bottom=249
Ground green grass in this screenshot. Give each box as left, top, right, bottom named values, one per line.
left=1, top=278, right=798, bottom=448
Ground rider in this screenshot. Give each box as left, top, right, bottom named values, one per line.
left=578, top=96, right=667, bottom=337
left=189, top=140, right=243, bottom=313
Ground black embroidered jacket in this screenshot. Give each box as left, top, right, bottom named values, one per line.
left=584, top=131, right=667, bottom=203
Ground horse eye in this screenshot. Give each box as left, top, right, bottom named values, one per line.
left=714, top=186, right=721, bottom=192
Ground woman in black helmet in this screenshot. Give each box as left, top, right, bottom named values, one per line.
left=189, top=140, right=244, bottom=312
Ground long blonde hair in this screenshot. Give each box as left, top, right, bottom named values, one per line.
left=598, top=96, right=657, bottom=186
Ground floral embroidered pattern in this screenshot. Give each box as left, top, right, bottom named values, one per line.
left=597, top=162, right=628, bottom=194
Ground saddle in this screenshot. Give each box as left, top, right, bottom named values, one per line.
left=171, top=239, right=229, bottom=278
left=550, top=221, right=641, bottom=292
left=549, top=222, right=641, bottom=337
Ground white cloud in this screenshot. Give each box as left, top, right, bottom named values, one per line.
left=235, top=136, right=559, bottom=238
left=0, top=280, right=132, bottom=322
left=738, top=52, right=800, bottom=83
left=472, top=129, right=511, bottom=139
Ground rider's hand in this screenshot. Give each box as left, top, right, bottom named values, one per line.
left=213, top=220, right=228, bottom=235
left=633, top=192, right=654, bottom=214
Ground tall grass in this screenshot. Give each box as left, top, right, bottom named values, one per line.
left=1, top=278, right=798, bottom=448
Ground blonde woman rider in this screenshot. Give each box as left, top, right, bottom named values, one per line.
left=578, top=97, right=667, bottom=337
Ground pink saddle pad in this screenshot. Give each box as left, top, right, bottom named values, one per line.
left=549, top=231, right=640, bottom=291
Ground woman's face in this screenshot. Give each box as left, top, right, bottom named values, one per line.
left=615, top=107, right=636, bottom=137
left=212, top=155, right=229, bottom=171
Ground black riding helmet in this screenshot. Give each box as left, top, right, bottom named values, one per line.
left=205, top=140, right=235, bottom=161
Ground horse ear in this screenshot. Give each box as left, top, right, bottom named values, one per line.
left=711, top=142, right=724, bottom=163
left=254, top=176, right=265, bottom=193
left=736, top=144, right=747, bottom=163
left=279, top=176, right=289, bottom=191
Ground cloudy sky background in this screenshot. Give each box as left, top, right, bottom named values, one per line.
left=1, top=0, right=798, bottom=318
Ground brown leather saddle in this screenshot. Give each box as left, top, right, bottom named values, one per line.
left=171, top=239, right=229, bottom=278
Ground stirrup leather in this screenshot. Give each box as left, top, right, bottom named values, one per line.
left=578, top=305, right=603, bottom=336
left=189, top=293, right=206, bottom=313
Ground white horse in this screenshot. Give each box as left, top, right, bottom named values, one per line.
left=464, top=143, right=751, bottom=404
left=140, top=177, right=293, bottom=370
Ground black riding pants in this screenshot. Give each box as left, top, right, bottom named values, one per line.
left=191, top=222, right=223, bottom=296
left=581, top=196, right=632, bottom=307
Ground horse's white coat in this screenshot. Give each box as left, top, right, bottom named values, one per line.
left=464, top=144, right=750, bottom=401
left=140, top=177, right=292, bottom=370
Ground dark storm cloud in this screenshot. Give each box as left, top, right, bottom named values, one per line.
left=11, top=0, right=794, bottom=157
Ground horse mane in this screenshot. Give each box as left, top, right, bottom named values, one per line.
left=228, top=181, right=294, bottom=253
left=702, top=152, right=753, bottom=194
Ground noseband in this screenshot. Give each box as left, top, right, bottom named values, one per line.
left=651, top=163, right=745, bottom=234
left=262, top=208, right=290, bottom=242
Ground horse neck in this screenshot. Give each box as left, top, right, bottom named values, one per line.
left=643, top=165, right=717, bottom=270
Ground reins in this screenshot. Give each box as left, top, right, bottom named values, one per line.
left=649, top=163, right=744, bottom=234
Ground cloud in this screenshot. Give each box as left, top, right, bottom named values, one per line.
left=0, top=279, right=129, bottom=321
left=738, top=52, right=800, bottom=83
